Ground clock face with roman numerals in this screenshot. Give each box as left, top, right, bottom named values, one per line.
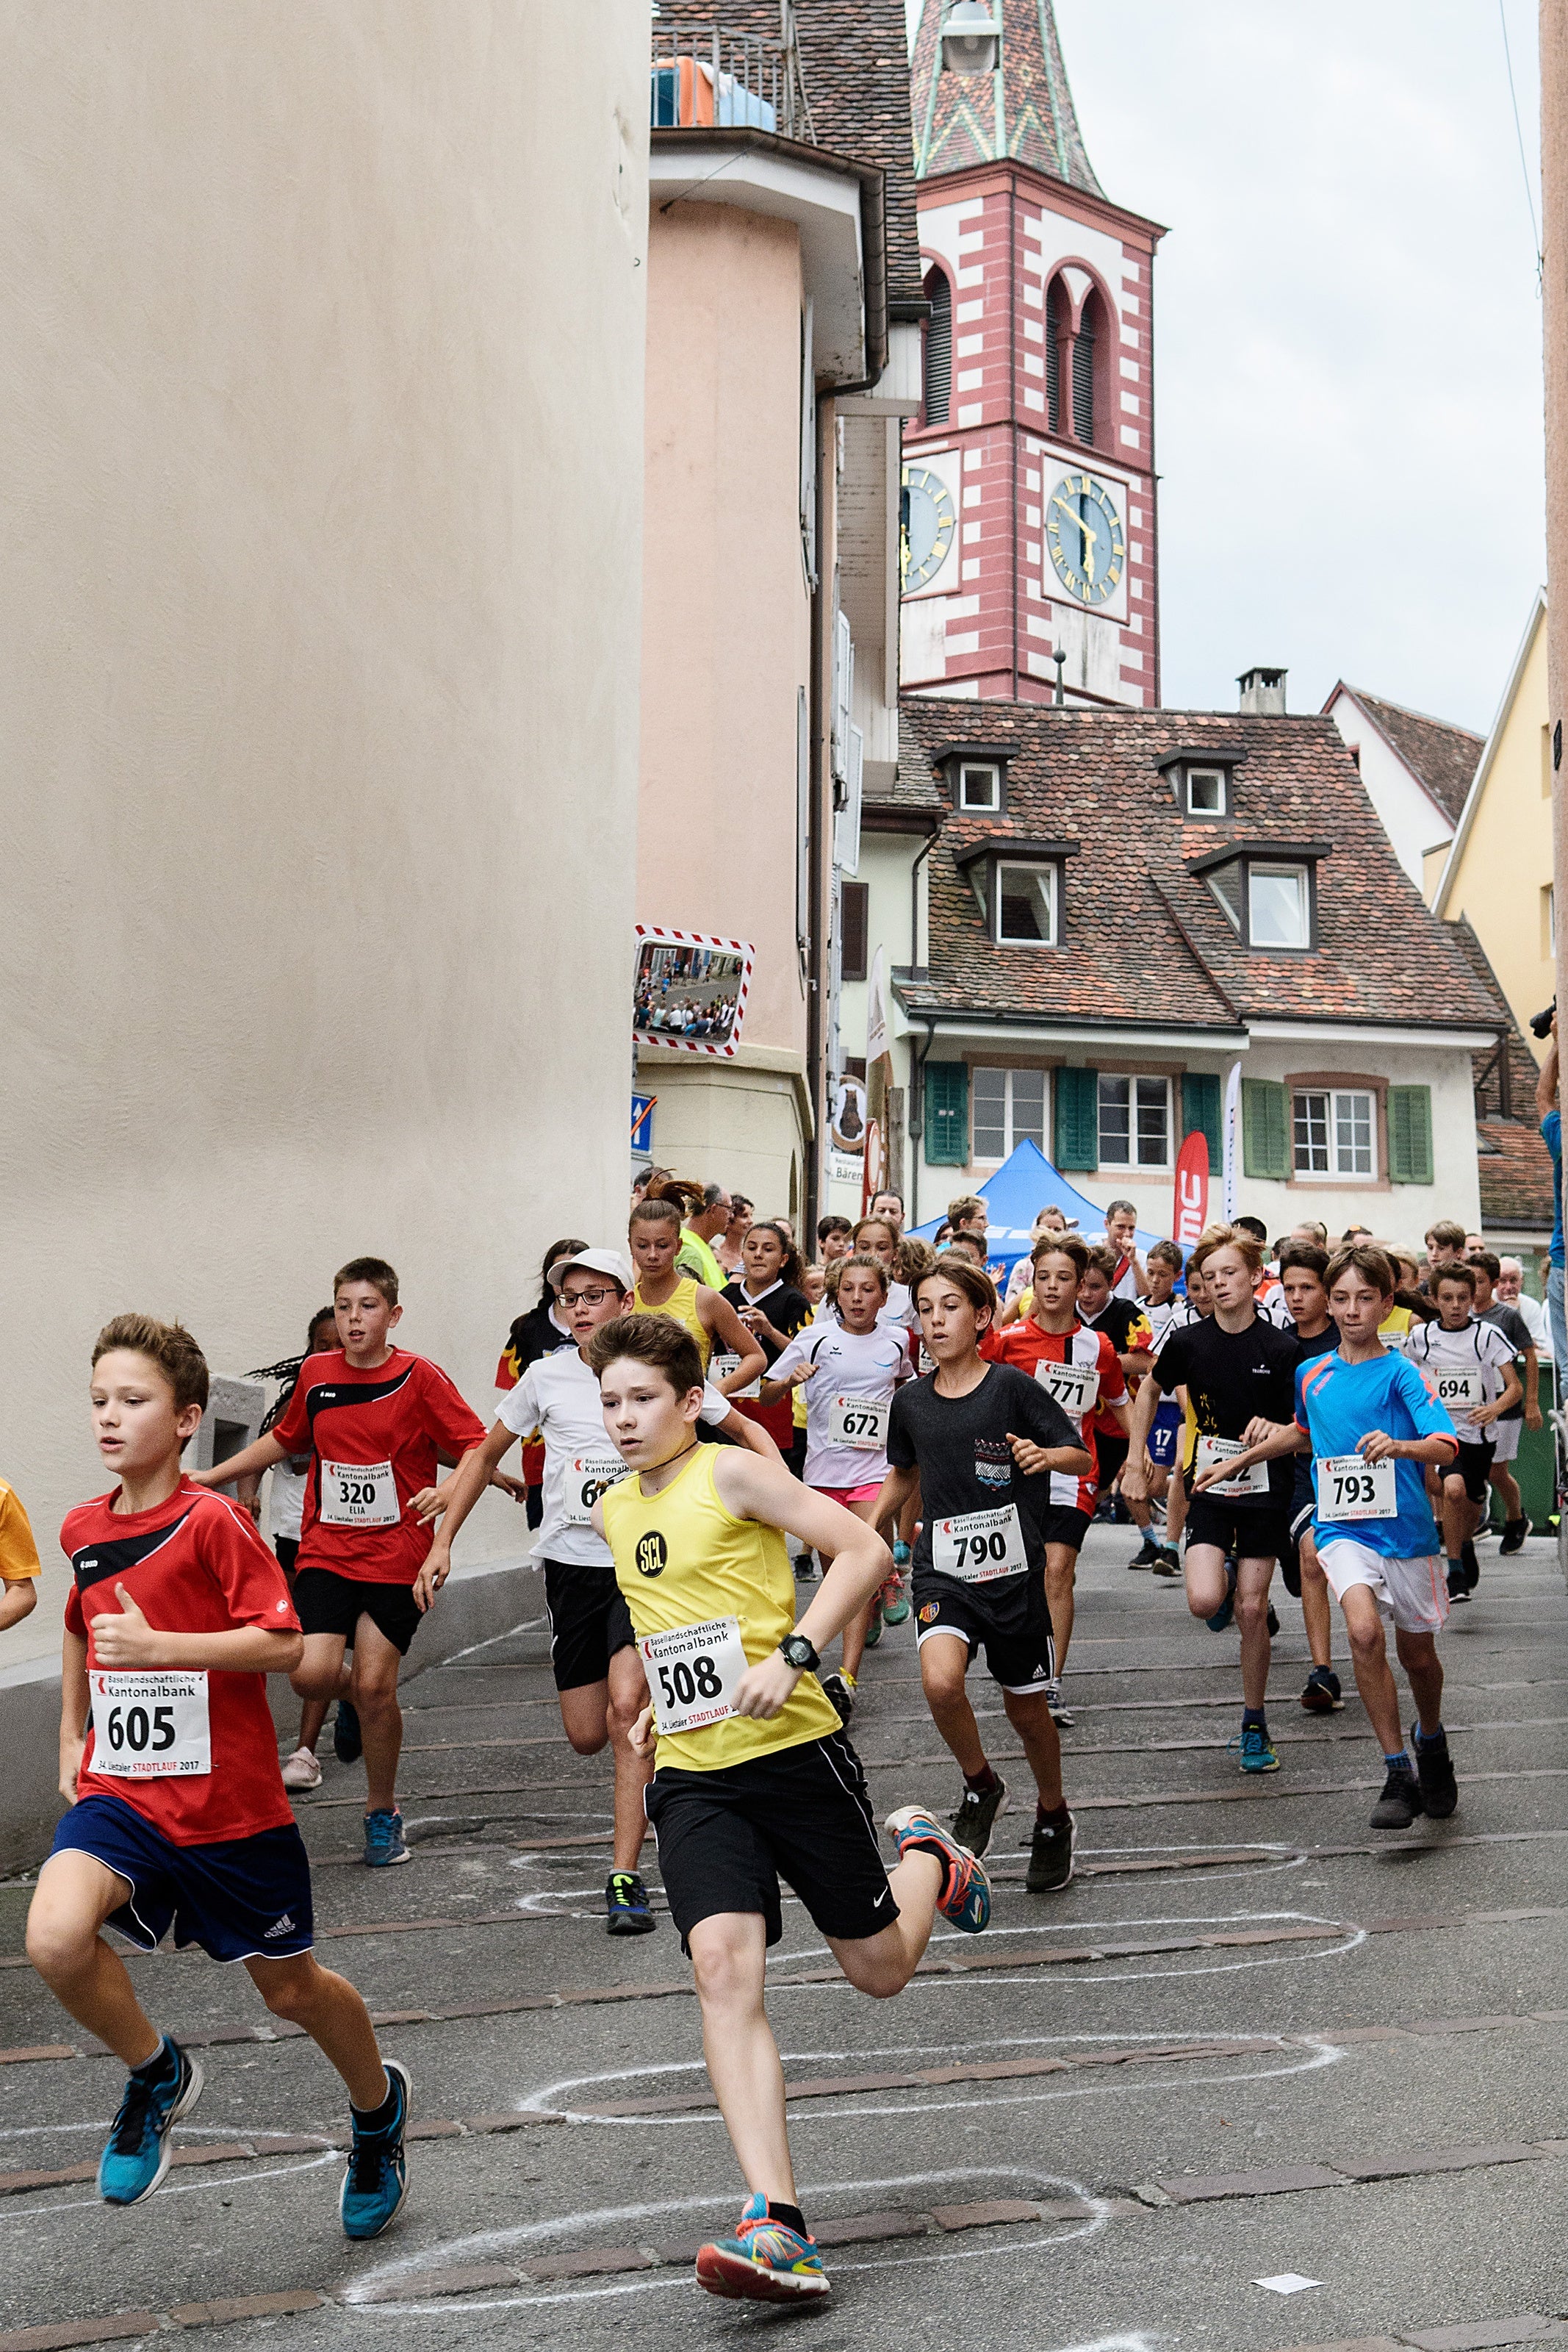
left=1046, top=471, right=1124, bottom=607
left=901, top=464, right=957, bottom=594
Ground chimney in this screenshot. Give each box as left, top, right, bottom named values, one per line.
left=1237, top=664, right=1287, bottom=716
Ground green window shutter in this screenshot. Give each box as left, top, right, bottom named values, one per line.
left=1182, top=1072, right=1221, bottom=1163
left=1242, top=1078, right=1289, bottom=1180
left=1387, top=1084, right=1434, bottom=1184
left=924, top=1061, right=969, bottom=1166
left=1054, top=1066, right=1098, bottom=1172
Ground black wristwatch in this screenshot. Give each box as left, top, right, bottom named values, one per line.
left=778, top=1632, right=819, bottom=1674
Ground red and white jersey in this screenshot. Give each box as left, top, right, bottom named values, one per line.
left=981, top=1318, right=1123, bottom=1513
left=270, top=1347, right=487, bottom=1585
left=63, top=1479, right=298, bottom=1846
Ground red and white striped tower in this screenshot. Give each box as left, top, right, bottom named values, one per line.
left=902, top=0, right=1165, bottom=709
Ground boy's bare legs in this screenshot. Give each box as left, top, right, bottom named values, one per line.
left=1043, top=1541, right=1078, bottom=1671
left=27, top=1853, right=162, bottom=2067
left=558, top=1647, right=654, bottom=1874
left=1003, top=1687, right=1065, bottom=1810
left=242, top=1954, right=389, bottom=2109
left=1299, top=1532, right=1334, bottom=1672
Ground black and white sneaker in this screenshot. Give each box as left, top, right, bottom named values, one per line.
left=1026, top=1810, right=1075, bottom=1893
left=1126, top=1536, right=1161, bottom=1571
left=333, top=1699, right=362, bottom=1765
left=1411, top=1724, right=1459, bottom=1818
left=1461, top=1537, right=1480, bottom=1591
left=1043, top=1678, right=1074, bottom=1727
left=819, top=1671, right=855, bottom=1728
left=950, top=1777, right=1009, bottom=1858
left=1447, top=1563, right=1470, bottom=1605
left=1370, top=1763, right=1423, bottom=1830
left=1151, top=1545, right=1182, bottom=1579
left=1299, top=1666, right=1344, bottom=1714
left=1499, top=1515, right=1532, bottom=1555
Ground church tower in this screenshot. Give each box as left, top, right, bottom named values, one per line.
left=901, top=0, right=1165, bottom=707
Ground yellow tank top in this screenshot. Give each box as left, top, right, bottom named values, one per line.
left=633, top=1275, right=711, bottom=1370
left=1378, top=1305, right=1414, bottom=1344
left=601, top=1444, right=840, bottom=1771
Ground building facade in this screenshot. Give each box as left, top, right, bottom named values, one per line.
left=1323, top=683, right=1481, bottom=894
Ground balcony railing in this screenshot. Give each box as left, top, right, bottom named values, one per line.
left=650, top=18, right=816, bottom=143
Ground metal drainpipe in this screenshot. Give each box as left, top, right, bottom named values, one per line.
left=910, top=1015, right=938, bottom=1233
left=905, top=829, right=938, bottom=1225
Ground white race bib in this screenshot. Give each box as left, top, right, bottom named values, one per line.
left=1195, top=1435, right=1269, bottom=1499
left=1434, top=1370, right=1483, bottom=1413
left=1035, top=1358, right=1099, bottom=1420
left=828, top=1394, right=888, bottom=1452
left=320, top=1458, right=400, bottom=1527
left=710, top=1350, right=759, bottom=1401
left=639, top=1616, right=749, bottom=1736
left=90, top=1671, right=211, bottom=1778
left=932, top=1504, right=1028, bottom=1583
left=1316, top=1454, right=1397, bottom=1521
left=561, top=1447, right=630, bottom=1527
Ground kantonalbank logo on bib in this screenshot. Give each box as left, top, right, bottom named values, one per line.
left=635, top=1531, right=669, bottom=1579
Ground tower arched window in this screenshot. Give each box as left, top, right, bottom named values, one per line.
left=1071, top=294, right=1097, bottom=445
left=1045, top=276, right=1063, bottom=434
left=922, top=265, right=952, bottom=427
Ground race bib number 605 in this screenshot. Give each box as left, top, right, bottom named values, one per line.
left=639, top=1617, right=749, bottom=1736
left=90, top=1671, right=212, bottom=1778
left=562, top=1448, right=630, bottom=1527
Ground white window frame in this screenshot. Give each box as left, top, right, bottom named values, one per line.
left=1292, top=1086, right=1376, bottom=1180
left=972, top=1066, right=1049, bottom=1165
left=1186, top=765, right=1227, bottom=815
left=1096, top=1073, right=1171, bottom=1172
left=1248, top=861, right=1312, bottom=950
left=959, top=761, right=1001, bottom=811
left=994, top=860, right=1058, bottom=946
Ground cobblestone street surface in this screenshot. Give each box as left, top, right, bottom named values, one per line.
left=4, top=1526, right=1568, bottom=2351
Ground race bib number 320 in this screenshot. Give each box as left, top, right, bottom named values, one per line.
left=932, top=1505, right=1027, bottom=1583
left=320, top=1458, right=400, bottom=1527
left=1316, top=1454, right=1397, bottom=1521
left=90, top=1671, right=211, bottom=1778
left=639, top=1616, right=749, bottom=1736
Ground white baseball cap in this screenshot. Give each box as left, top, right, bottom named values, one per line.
left=548, top=1247, right=635, bottom=1295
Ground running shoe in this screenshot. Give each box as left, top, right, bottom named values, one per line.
left=1151, top=1546, right=1182, bottom=1579
left=340, top=2060, right=410, bottom=2240
left=1044, top=1678, right=1074, bottom=1728
left=948, top=1776, right=1009, bottom=1858
left=1370, top=1762, right=1423, bottom=1829
left=1299, top=1666, right=1344, bottom=1714
left=819, top=1671, right=855, bottom=1727
left=98, top=2039, right=203, bottom=2206
left=281, top=1746, right=323, bottom=1791
left=892, top=1538, right=912, bottom=1570
left=1232, top=1721, right=1279, bottom=1774
left=882, top=1574, right=910, bottom=1627
left=333, top=1699, right=362, bottom=1764
left=884, top=1805, right=992, bottom=1931
left=363, top=1807, right=410, bottom=1867
left=695, top=2195, right=829, bottom=2302
left=1411, top=1724, right=1459, bottom=1819
left=1126, top=1536, right=1161, bottom=1571
left=1265, top=1603, right=1281, bottom=1638
left=863, top=1614, right=882, bottom=1651
left=605, top=1871, right=656, bottom=1936
left=794, top=1550, right=820, bottom=1584
left=1461, top=1537, right=1480, bottom=1591
left=1500, top=1515, right=1532, bottom=1555
left=1447, top=1563, right=1470, bottom=1605
left=1206, top=1559, right=1238, bottom=1632
left=1026, top=1809, right=1076, bottom=1893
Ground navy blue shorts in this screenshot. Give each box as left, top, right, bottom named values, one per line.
left=50, top=1795, right=314, bottom=1964
left=1148, top=1401, right=1183, bottom=1470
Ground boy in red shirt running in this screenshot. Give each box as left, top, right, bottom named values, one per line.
left=194, top=1258, right=487, bottom=1866
left=26, top=1315, right=409, bottom=2231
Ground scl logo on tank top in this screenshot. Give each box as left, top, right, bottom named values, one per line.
left=636, top=1530, right=669, bottom=1579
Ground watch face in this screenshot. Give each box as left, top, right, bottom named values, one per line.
left=902, top=464, right=957, bottom=593
left=1046, top=471, right=1124, bottom=606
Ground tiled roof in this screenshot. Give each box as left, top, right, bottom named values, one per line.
left=1339, top=687, right=1483, bottom=828
left=655, top=1, right=924, bottom=309
left=866, top=757, right=947, bottom=818
left=909, top=0, right=1102, bottom=192
left=895, top=700, right=1505, bottom=1034
left=1450, top=919, right=1557, bottom=1235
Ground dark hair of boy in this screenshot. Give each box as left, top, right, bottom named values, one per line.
left=946, top=1194, right=986, bottom=1227
left=586, top=1312, right=704, bottom=1398
left=1234, top=1214, right=1268, bottom=1244
left=1433, top=1261, right=1477, bottom=1297
left=1324, top=1243, right=1396, bottom=1299
left=1084, top=1242, right=1121, bottom=1280
left=1147, top=1239, right=1184, bottom=1273
left=1277, top=1243, right=1330, bottom=1282
left=916, top=1254, right=998, bottom=1326
left=817, top=1214, right=853, bottom=1244
left=334, top=1256, right=399, bottom=1307
left=92, top=1313, right=210, bottom=1416
left=1466, top=1249, right=1502, bottom=1283
left=1032, top=1231, right=1089, bottom=1279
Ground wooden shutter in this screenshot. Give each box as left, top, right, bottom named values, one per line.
left=840, top=882, right=868, bottom=983
left=1054, top=1066, right=1098, bottom=1172
left=1072, top=309, right=1096, bottom=445
left=1388, top=1085, right=1434, bottom=1184
left=924, top=1061, right=969, bottom=1167
left=923, top=267, right=951, bottom=427
left=1181, top=1072, right=1222, bottom=1163
left=1242, top=1078, right=1289, bottom=1180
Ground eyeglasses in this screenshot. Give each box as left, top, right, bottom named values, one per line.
left=560, top=1286, right=619, bottom=1308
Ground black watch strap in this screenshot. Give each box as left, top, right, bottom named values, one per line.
left=779, top=1632, right=819, bottom=1674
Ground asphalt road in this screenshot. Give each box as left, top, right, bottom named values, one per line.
left=5, top=1523, right=1568, bottom=2351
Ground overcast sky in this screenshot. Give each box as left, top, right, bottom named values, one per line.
left=911, top=1, right=1546, bottom=732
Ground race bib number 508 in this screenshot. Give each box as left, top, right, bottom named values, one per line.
left=639, top=1617, right=749, bottom=1736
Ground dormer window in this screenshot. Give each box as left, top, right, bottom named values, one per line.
left=1156, top=742, right=1245, bottom=819
left=1187, top=838, right=1329, bottom=953
left=1187, top=767, right=1226, bottom=816
left=959, top=761, right=1001, bottom=811
left=1248, top=862, right=1310, bottom=949
left=1206, top=863, right=1242, bottom=931
left=996, top=862, right=1057, bottom=944
left=933, top=739, right=1014, bottom=814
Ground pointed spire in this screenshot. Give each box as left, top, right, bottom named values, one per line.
left=909, top=0, right=1103, bottom=193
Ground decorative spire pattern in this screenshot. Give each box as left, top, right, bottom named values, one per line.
left=909, top=0, right=1102, bottom=191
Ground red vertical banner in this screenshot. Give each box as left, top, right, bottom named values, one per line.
left=1173, top=1130, right=1209, bottom=1250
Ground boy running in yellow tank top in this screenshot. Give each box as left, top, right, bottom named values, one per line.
left=588, top=1313, right=989, bottom=2307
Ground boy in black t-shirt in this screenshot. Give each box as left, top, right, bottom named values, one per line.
left=874, top=1258, right=1092, bottom=1890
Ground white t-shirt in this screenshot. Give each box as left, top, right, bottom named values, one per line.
left=1404, top=1314, right=1518, bottom=1441
left=1511, top=1291, right=1551, bottom=1361
left=268, top=1460, right=309, bottom=1544
left=1143, top=1294, right=1198, bottom=1356
left=769, top=1323, right=913, bottom=1490
left=497, top=1350, right=731, bottom=1567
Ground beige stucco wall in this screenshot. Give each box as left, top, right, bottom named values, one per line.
left=1439, top=606, right=1552, bottom=1058
left=0, top=1, right=649, bottom=1660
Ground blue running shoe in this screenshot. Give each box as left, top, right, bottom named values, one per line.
left=363, top=1807, right=410, bottom=1867
left=340, top=2059, right=411, bottom=2240
left=605, top=1871, right=657, bottom=1937
left=98, top=2038, right=203, bottom=2206
left=892, top=1539, right=911, bottom=1570
left=1231, top=1721, right=1280, bottom=1774
left=884, top=1804, right=991, bottom=1931
left=695, top=2195, right=829, bottom=2302
left=881, top=1571, right=910, bottom=1627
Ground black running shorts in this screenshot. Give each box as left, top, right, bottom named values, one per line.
left=292, top=1567, right=422, bottom=1656
left=542, top=1560, right=636, bottom=1692
left=1094, top=1433, right=1129, bottom=1494
left=1450, top=1439, right=1495, bottom=1505
left=1182, top=1496, right=1291, bottom=1566
left=913, top=1568, right=1057, bottom=1695
left=645, top=1729, right=896, bottom=1951
left=1040, top=1505, right=1091, bottom=1554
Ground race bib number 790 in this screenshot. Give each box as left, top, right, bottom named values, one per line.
left=932, top=1505, right=1027, bottom=1583
left=90, top=1671, right=212, bottom=1778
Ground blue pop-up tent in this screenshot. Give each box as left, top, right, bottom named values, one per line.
left=911, top=1138, right=1167, bottom=1281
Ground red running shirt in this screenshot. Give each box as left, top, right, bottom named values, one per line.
left=62, top=1480, right=299, bottom=1846
left=982, top=1319, right=1125, bottom=1513
left=269, top=1348, right=487, bottom=1586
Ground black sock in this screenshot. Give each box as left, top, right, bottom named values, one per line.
left=351, top=2070, right=399, bottom=2131
left=1415, top=1721, right=1445, bottom=1746
left=1242, top=1706, right=1267, bottom=1729
left=1036, top=1800, right=1071, bottom=1827
left=964, top=1764, right=999, bottom=1796
left=766, top=2200, right=809, bottom=2241
left=131, top=2036, right=177, bottom=2084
